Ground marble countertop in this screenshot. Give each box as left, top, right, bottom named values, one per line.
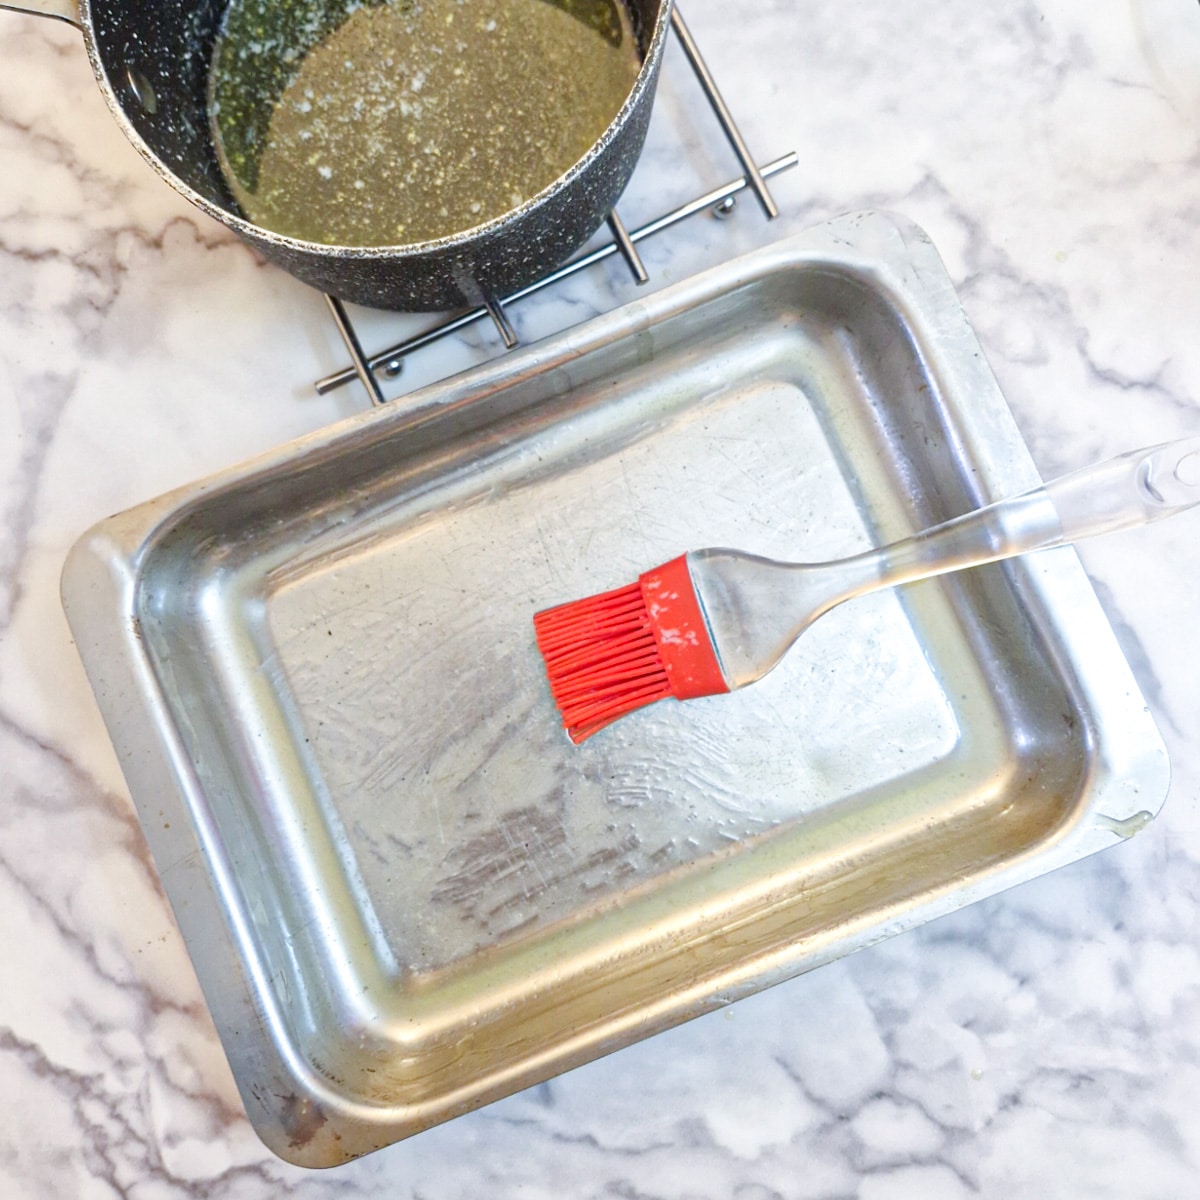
left=3, top=1, right=1200, bottom=1195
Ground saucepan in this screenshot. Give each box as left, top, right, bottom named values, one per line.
left=0, top=0, right=672, bottom=309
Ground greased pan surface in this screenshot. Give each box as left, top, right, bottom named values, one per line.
left=62, top=213, right=1169, bottom=1165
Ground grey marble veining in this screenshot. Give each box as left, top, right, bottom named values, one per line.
left=1, top=1, right=1199, bottom=1196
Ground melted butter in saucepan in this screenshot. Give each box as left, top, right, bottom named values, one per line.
left=208, top=0, right=643, bottom=246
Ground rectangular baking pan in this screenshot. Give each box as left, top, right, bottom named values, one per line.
left=62, top=212, right=1169, bottom=1166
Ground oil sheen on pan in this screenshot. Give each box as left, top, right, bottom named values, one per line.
left=207, top=0, right=644, bottom=246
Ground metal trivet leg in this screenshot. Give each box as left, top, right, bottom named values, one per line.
left=606, top=208, right=649, bottom=284
left=321, top=6, right=794, bottom=404
left=324, top=294, right=386, bottom=407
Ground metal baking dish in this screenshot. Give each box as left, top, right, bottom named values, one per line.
left=62, top=211, right=1169, bottom=1167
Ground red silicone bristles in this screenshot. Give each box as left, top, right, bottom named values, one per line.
left=533, top=581, right=673, bottom=742
left=533, top=557, right=730, bottom=743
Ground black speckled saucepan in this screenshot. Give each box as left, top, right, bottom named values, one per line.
left=0, top=0, right=672, bottom=310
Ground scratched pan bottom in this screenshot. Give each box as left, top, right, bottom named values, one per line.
left=62, top=213, right=1168, bottom=1166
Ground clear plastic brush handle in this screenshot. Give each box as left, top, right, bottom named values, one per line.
left=857, top=436, right=1200, bottom=589
left=692, top=437, right=1200, bottom=691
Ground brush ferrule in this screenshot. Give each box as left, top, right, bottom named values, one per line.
left=639, top=555, right=730, bottom=700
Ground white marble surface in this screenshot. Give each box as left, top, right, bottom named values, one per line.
left=2, top=0, right=1200, bottom=1194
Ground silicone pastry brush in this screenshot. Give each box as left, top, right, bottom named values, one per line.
left=533, top=436, right=1200, bottom=742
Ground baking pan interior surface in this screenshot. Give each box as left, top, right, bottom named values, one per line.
left=62, top=212, right=1168, bottom=1165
